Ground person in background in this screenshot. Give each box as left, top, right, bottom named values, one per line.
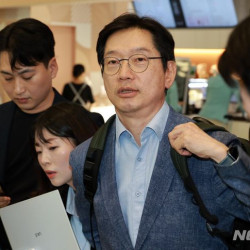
left=169, top=16, right=250, bottom=165
left=196, top=62, right=209, bottom=79
left=218, top=16, right=250, bottom=119
left=199, top=64, right=242, bottom=128
left=62, top=64, right=95, bottom=110
left=34, top=102, right=98, bottom=250
left=165, top=80, right=182, bottom=113
left=0, top=18, right=103, bottom=249
left=70, top=13, right=250, bottom=249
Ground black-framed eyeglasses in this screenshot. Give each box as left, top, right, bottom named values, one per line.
left=102, top=54, right=163, bottom=75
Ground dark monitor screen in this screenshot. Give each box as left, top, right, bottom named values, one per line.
left=133, top=0, right=238, bottom=28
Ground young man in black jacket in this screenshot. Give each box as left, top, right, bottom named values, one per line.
left=0, top=18, right=103, bottom=249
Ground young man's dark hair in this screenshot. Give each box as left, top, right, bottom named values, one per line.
left=0, top=18, right=55, bottom=69
left=96, top=13, right=175, bottom=72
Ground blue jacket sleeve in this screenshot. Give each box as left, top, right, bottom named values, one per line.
left=215, top=145, right=250, bottom=207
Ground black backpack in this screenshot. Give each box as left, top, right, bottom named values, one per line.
left=83, top=115, right=250, bottom=250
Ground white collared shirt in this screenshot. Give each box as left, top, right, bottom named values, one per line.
left=66, top=187, right=90, bottom=250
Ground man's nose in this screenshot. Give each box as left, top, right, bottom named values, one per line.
left=118, top=59, right=133, bottom=77
left=14, top=79, right=25, bottom=94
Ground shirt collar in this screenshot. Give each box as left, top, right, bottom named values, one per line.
left=116, top=101, right=169, bottom=141
left=66, top=186, right=76, bottom=216
left=146, top=101, right=169, bottom=140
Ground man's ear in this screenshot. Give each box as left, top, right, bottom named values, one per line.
left=48, top=57, right=58, bottom=79
left=164, top=61, right=176, bottom=89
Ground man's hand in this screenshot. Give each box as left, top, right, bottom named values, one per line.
left=168, top=122, right=228, bottom=163
left=0, top=196, right=11, bottom=208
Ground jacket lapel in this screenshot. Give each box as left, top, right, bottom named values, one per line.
left=135, top=108, right=187, bottom=250
left=100, top=124, right=134, bottom=250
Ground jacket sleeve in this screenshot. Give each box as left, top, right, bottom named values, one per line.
left=215, top=145, right=250, bottom=207
left=70, top=138, right=101, bottom=249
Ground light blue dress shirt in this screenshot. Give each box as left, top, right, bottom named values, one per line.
left=115, top=102, right=169, bottom=247
left=66, top=187, right=90, bottom=250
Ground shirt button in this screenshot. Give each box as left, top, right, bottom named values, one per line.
left=137, top=157, right=142, bottom=162
left=135, top=192, right=141, bottom=197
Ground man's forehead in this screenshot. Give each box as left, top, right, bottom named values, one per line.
left=0, top=53, right=37, bottom=72
left=104, top=29, right=156, bottom=57
left=0, top=51, right=11, bottom=63
left=104, top=47, right=152, bottom=57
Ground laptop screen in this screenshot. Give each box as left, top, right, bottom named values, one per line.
left=0, top=190, right=80, bottom=250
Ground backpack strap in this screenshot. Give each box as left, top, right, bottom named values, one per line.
left=238, top=137, right=250, bottom=155
left=170, top=117, right=244, bottom=248
left=170, top=144, right=219, bottom=225
left=171, top=116, right=226, bottom=189
left=192, top=116, right=227, bottom=133
left=69, top=82, right=87, bottom=106
left=171, top=116, right=227, bottom=224
left=83, top=114, right=116, bottom=204
left=83, top=114, right=116, bottom=250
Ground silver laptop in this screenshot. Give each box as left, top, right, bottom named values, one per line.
left=0, top=190, right=80, bottom=250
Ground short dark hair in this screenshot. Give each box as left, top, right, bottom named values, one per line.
left=73, top=64, right=85, bottom=78
left=96, top=13, right=175, bottom=73
left=34, top=102, right=98, bottom=146
left=218, top=16, right=250, bottom=93
left=0, top=18, right=55, bottom=69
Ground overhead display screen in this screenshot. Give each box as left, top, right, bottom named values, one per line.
left=133, top=0, right=238, bottom=28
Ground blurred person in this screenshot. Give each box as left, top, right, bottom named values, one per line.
left=62, top=64, right=95, bottom=110
left=70, top=13, right=250, bottom=250
left=165, top=80, right=182, bottom=113
left=199, top=64, right=242, bottom=127
left=218, top=16, right=250, bottom=119
left=196, top=63, right=209, bottom=79
left=34, top=102, right=98, bottom=250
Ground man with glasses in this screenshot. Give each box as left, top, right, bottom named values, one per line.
left=70, top=13, right=250, bottom=250
left=103, top=54, right=163, bottom=75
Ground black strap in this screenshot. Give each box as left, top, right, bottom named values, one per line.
left=239, top=137, right=250, bottom=155
left=83, top=114, right=116, bottom=249
left=84, top=114, right=116, bottom=203
left=170, top=117, right=226, bottom=225
left=192, top=116, right=227, bottom=133
left=170, top=147, right=219, bottom=225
